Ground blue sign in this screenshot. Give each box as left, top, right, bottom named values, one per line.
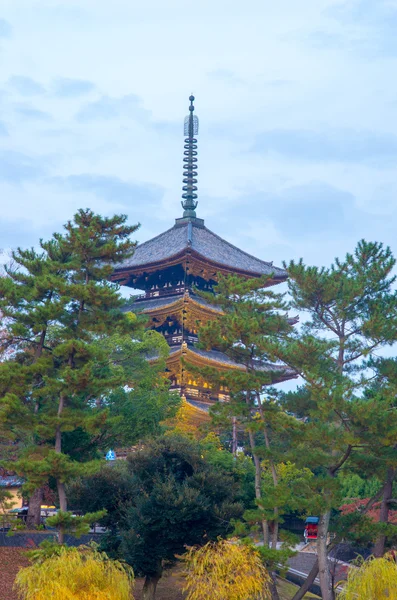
left=105, top=449, right=116, bottom=461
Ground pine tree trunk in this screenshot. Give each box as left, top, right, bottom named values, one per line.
left=142, top=573, right=162, bottom=600
left=247, top=428, right=269, bottom=545
left=317, top=510, right=333, bottom=600
left=271, top=512, right=279, bottom=549
left=26, top=486, right=44, bottom=529
left=269, top=578, right=280, bottom=600
left=374, top=468, right=394, bottom=557
left=232, top=416, right=238, bottom=455
left=258, top=395, right=279, bottom=549
left=246, top=393, right=269, bottom=545
left=291, top=558, right=319, bottom=600
left=55, top=395, right=67, bottom=544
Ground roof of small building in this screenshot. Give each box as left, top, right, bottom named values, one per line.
left=114, top=218, right=287, bottom=279
left=0, top=476, right=24, bottom=487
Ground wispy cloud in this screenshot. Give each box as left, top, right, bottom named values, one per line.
left=0, top=218, right=54, bottom=249
left=226, top=181, right=358, bottom=240
left=252, top=129, right=397, bottom=164
left=0, top=151, right=48, bottom=183
left=15, top=105, right=52, bottom=121
left=52, top=77, right=96, bottom=97
left=0, top=121, right=8, bottom=136
left=0, top=19, right=12, bottom=39
left=50, top=173, right=164, bottom=206
left=207, top=69, right=245, bottom=85
left=75, top=94, right=150, bottom=123
left=324, top=0, right=397, bottom=57
left=8, top=76, right=46, bottom=96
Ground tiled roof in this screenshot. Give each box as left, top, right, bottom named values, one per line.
left=191, top=346, right=296, bottom=378
left=191, top=346, right=246, bottom=368
left=126, top=295, right=185, bottom=312
left=114, top=219, right=287, bottom=279
left=125, top=293, right=222, bottom=314
left=0, top=476, right=23, bottom=487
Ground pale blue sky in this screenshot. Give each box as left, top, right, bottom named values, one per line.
left=1, top=0, right=397, bottom=282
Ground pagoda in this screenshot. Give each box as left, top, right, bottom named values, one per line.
left=111, top=96, right=295, bottom=421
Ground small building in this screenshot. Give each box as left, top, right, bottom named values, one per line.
left=0, top=475, right=24, bottom=511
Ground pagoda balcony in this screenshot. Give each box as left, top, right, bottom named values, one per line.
left=134, top=285, right=189, bottom=301
left=165, top=334, right=198, bottom=345
left=170, top=383, right=229, bottom=405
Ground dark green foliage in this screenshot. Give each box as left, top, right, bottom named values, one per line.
left=67, top=462, right=133, bottom=532
left=200, top=433, right=256, bottom=508
left=120, top=435, right=243, bottom=577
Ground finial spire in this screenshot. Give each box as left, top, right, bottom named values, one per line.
left=181, top=95, right=199, bottom=218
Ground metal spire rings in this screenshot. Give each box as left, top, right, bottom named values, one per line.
left=181, top=95, right=199, bottom=218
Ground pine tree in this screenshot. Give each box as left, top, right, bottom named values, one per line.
left=275, top=240, right=397, bottom=600
left=351, top=357, right=397, bottom=557
left=192, top=274, right=298, bottom=600
left=0, top=243, right=71, bottom=526
left=0, top=210, right=173, bottom=540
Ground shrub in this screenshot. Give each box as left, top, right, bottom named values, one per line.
left=183, top=538, right=271, bottom=600
left=14, top=545, right=134, bottom=600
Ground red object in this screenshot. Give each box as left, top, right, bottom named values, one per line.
left=304, top=523, right=318, bottom=540
left=340, top=498, right=397, bottom=524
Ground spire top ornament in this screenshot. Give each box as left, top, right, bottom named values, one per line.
left=181, top=95, right=199, bottom=218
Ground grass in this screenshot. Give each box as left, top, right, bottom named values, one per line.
left=277, top=577, right=321, bottom=599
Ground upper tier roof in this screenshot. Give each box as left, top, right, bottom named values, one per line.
left=114, top=218, right=287, bottom=279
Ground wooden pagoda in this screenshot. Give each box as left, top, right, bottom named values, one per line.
left=111, top=96, right=295, bottom=421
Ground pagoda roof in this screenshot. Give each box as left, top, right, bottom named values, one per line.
left=125, top=292, right=223, bottom=314
left=114, top=218, right=287, bottom=280
left=164, top=343, right=297, bottom=383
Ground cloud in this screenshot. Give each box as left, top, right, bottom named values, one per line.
left=207, top=69, right=245, bottom=85
left=252, top=129, right=397, bottom=164
left=0, top=218, right=55, bottom=249
left=0, top=151, right=48, bottom=183
left=15, top=105, right=52, bottom=121
left=217, top=181, right=360, bottom=241
left=324, top=0, right=397, bottom=57
left=265, top=182, right=356, bottom=238
left=50, top=174, right=164, bottom=206
left=0, top=121, right=8, bottom=136
left=0, top=19, right=12, bottom=39
left=8, top=76, right=46, bottom=96
left=75, top=94, right=150, bottom=123
left=52, top=77, right=96, bottom=97
left=328, top=0, right=397, bottom=28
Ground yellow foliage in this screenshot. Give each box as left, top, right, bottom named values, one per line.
left=168, top=397, right=209, bottom=438
left=338, top=553, right=397, bottom=600
left=125, top=311, right=137, bottom=322
left=15, top=546, right=134, bottom=600
left=183, top=538, right=271, bottom=600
